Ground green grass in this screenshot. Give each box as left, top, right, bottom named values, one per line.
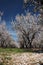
left=0, top=63, right=4, bottom=65
left=0, top=48, right=33, bottom=54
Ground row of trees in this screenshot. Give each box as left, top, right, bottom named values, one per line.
left=0, top=22, right=16, bottom=48
left=0, top=12, right=43, bottom=48
left=0, top=12, right=17, bottom=48
left=0, top=0, right=43, bottom=48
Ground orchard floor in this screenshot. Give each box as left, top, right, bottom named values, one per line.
left=0, top=48, right=43, bottom=65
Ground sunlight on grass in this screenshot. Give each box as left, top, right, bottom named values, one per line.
left=0, top=48, right=33, bottom=54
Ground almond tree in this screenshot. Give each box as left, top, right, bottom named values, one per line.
left=0, top=22, right=16, bottom=48
left=0, top=12, right=16, bottom=48
left=12, top=13, right=41, bottom=48
left=11, top=0, right=43, bottom=48
left=23, top=0, right=43, bottom=48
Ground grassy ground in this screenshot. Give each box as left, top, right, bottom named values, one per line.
left=0, top=48, right=33, bottom=54
left=0, top=48, right=33, bottom=65
left=0, top=48, right=43, bottom=65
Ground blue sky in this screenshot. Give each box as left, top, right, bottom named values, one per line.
left=0, top=0, right=24, bottom=41
left=0, top=0, right=36, bottom=21
left=0, top=0, right=23, bottom=21
left=0, top=0, right=39, bottom=41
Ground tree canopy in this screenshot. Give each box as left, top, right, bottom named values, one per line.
left=23, top=0, right=43, bottom=12
left=12, top=12, right=43, bottom=48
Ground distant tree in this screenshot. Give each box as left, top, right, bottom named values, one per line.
left=0, top=22, right=16, bottom=48
left=0, top=12, right=16, bottom=48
